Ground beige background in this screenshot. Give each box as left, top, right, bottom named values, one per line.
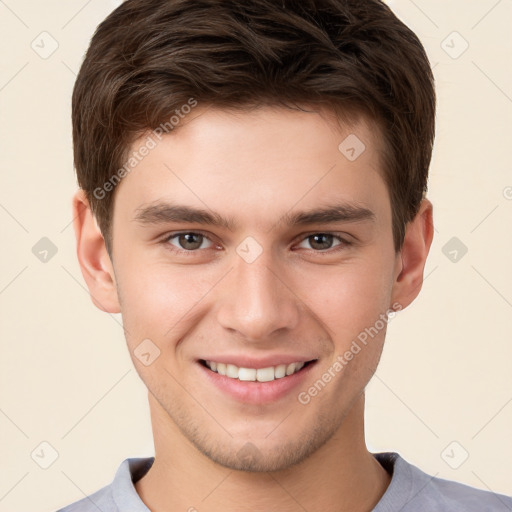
left=0, top=0, right=511, bottom=510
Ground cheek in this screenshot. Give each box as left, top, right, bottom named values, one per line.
left=116, top=258, right=219, bottom=344
left=294, top=256, right=394, bottom=339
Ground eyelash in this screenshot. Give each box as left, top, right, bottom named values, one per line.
left=159, top=230, right=353, bottom=255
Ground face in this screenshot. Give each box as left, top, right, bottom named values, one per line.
left=107, top=106, right=402, bottom=471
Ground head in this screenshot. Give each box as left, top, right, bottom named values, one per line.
left=72, top=0, right=435, bottom=472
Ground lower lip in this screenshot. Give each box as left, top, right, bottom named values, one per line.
left=197, top=361, right=317, bottom=405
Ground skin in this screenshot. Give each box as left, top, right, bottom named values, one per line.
left=73, top=105, right=433, bottom=511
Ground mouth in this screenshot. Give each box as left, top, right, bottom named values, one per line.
left=196, top=354, right=319, bottom=404
left=199, top=359, right=316, bottom=382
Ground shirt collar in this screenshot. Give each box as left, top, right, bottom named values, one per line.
left=112, top=457, right=155, bottom=511
left=110, top=452, right=410, bottom=510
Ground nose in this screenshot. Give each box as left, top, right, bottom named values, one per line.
left=216, top=249, right=301, bottom=342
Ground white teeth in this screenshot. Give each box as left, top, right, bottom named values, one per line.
left=204, top=360, right=309, bottom=381
left=226, top=364, right=239, bottom=379
left=238, top=367, right=256, bottom=381
left=256, top=367, right=275, bottom=382
left=286, top=363, right=296, bottom=376
left=274, top=364, right=286, bottom=378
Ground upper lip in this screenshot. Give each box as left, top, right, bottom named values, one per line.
left=199, top=355, right=318, bottom=369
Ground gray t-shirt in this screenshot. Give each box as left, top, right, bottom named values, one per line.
left=56, top=452, right=512, bottom=511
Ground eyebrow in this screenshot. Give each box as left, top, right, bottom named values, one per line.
left=132, top=201, right=376, bottom=230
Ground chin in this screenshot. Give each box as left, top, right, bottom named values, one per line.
left=190, top=416, right=340, bottom=473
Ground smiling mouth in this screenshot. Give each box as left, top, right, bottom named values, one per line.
left=199, top=359, right=317, bottom=382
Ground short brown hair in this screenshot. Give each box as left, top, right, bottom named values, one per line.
left=72, top=0, right=435, bottom=257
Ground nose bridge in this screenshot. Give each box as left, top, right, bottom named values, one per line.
left=216, top=246, right=300, bottom=341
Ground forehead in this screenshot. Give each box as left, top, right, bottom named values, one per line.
left=113, top=105, right=390, bottom=231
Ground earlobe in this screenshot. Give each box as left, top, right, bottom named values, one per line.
left=72, top=189, right=121, bottom=314
left=391, top=198, right=434, bottom=310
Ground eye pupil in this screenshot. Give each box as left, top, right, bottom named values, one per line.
left=179, top=233, right=203, bottom=250
left=310, top=233, right=333, bottom=250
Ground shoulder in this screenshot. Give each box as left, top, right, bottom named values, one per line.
left=374, top=452, right=512, bottom=511
left=55, top=457, right=154, bottom=512
left=430, top=475, right=512, bottom=511
left=56, top=483, right=114, bottom=512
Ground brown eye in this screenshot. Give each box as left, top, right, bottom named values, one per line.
left=296, top=233, right=350, bottom=252
left=308, top=234, right=335, bottom=250
left=166, top=232, right=213, bottom=251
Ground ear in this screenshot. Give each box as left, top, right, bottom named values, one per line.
left=72, top=189, right=121, bottom=313
left=390, top=198, right=434, bottom=310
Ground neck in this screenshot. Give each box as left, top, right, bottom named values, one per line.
left=135, top=393, right=391, bottom=512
